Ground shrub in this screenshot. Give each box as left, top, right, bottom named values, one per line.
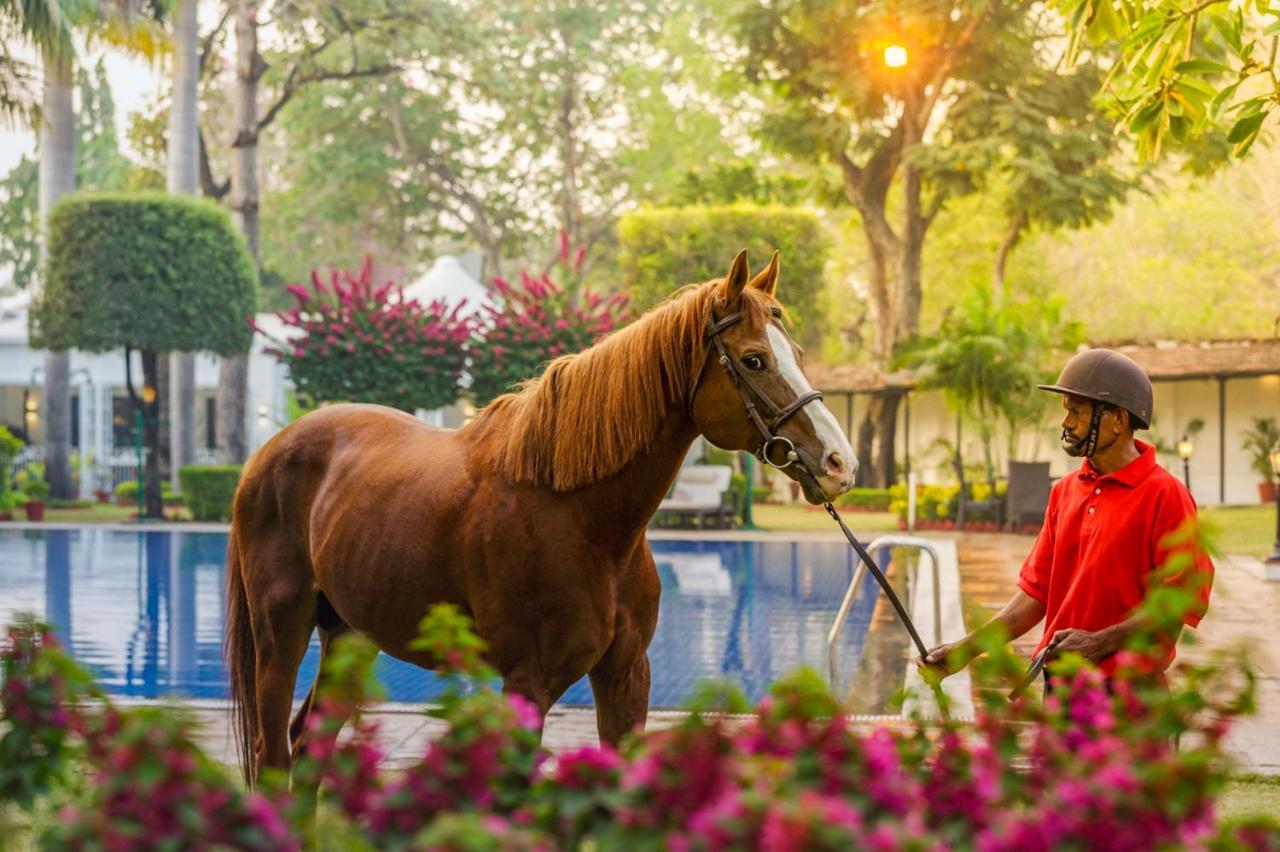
left=616, top=203, right=830, bottom=348
left=115, top=479, right=177, bottom=503
left=256, top=256, right=472, bottom=413
left=0, top=425, right=23, bottom=494
left=15, top=464, right=50, bottom=502
left=835, top=487, right=892, bottom=511
left=468, top=235, right=630, bottom=408
left=178, top=465, right=242, bottom=522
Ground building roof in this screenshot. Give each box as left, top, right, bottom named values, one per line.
left=807, top=362, right=915, bottom=394
left=1108, top=339, right=1280, bottom=381
left=807, top=338, right=1280, bottom=394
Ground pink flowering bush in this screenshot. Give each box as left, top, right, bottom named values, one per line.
left=3, top=594, right=1279, bottom=850
left=468, top=233, right=631, bottom=407
left=254, top=255, right=473, bottom=413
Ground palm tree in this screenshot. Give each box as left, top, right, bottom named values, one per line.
left=13, top=0, right=163, bottom=499
left=168, top=0, right=198, bottom=485
left=31, top=2, right=86, bottom=501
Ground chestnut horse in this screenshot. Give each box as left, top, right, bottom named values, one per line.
left=225, top=250, right=856, bottom=783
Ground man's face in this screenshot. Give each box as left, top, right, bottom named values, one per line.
left=1060, top=394, right=1124, bottom=458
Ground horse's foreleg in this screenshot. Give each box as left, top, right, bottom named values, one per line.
left=588, top=626, right=652, bottom=747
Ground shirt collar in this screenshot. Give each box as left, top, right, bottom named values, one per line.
left=1079, top=439, right=1157, bottom=487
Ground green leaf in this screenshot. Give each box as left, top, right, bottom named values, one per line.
left=1173, top=59, right=1232, bottom=76
left=1226, top=110, right=1266, bottom=144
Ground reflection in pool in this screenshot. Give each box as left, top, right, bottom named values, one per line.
left=0, top=529, right=880, bottom=708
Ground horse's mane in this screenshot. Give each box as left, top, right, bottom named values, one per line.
left=469, top=278, right=778, bottom=492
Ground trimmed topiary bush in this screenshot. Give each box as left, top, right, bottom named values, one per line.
left=178, top=465, right=242, bottom=522
left=617, top=203, right=830, bottom=348
left=31, top=193, right=257, bottom=519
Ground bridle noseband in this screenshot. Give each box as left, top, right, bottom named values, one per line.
left=689, top=308, right=824, bottom=470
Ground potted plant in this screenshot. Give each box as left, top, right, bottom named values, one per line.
left=1240, top=417, right=1280, bottom=503
left=16, top=466, right=50, bottom=522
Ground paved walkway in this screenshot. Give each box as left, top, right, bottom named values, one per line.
left=954, top=532, right=1280, bottom=775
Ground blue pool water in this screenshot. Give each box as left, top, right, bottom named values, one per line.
left=0, top=528, right=881, bottom=708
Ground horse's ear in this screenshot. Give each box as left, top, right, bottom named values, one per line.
left=748, top=250, right=780, bottom=297
left=721, top=249, right=750, bottom=307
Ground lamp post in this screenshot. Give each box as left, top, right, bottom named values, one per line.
left=1266, top=443, right=1280, bottom=565
left=1176, top=434, right=1195, bottom=492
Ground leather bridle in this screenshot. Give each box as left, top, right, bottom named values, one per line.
left=689, top=307, right=824, bottom=470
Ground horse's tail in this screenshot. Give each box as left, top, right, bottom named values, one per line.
left=224, top=527, right=258, bottom=786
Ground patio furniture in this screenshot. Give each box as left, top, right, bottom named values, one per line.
left=953, top=454, right=1004, bottom=530
left=1006, top=461, right=1051, bottom=529
left=653, top=464, right=736, bottom=529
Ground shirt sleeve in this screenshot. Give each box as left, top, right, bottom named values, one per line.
left=1150, top=483, right=1215, bottom=628
left=1017, top=486, right=1058, bottom=604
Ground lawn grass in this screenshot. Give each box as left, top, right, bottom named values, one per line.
left=2, top=502, right=192, bottom=524
left=1218, top=773, right=1280, bottom=821
left=1200, top=504, right=1276, bottom=558
left=750, top=502, right=901, bottom=533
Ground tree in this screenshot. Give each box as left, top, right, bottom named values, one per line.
left=1054, top=0, right=1278, bottom=162
left=917, top=62, right=1137, bottom=300
left=260, top=0, right=743, bottom=288
left=168, top=0, right=199, bottom=487
left=899, top=287, right=1082, bottom=481
left=736, top=0, right=1091, bottom=486
left=31, top=194, right=257, bottom=518
left=255, top=256, right=472, bottom=413
left=215, top=0, right=416, bottom=465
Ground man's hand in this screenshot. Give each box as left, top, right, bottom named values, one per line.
left=1045, top=627, right=1119, bottom=665
left=918, top=640, right=969, bottom=677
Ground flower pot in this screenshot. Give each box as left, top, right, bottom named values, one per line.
left=24, top=501, right=45, bottom=522
left=94, top=488, right=111, bottom=504
left=1259, top=482, right=1277, bottom=504
left=897, top=517, right=908, bottom=530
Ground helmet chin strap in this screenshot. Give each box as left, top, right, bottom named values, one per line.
left=1062, top=403, right=1106, bottom=458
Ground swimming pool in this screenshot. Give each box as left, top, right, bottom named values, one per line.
left=0, top=528, right=881, bottom=709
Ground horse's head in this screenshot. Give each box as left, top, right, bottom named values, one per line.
left=689, top=250, right=856, bottom=504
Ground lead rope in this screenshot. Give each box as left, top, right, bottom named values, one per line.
left=824, top=502, right=953, bottom=724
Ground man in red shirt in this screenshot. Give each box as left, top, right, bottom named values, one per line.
left=922, top=348, right=1214, bottom=685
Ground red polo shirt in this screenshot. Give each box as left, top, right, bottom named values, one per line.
left=1017, top=440, right=1214, bottom=675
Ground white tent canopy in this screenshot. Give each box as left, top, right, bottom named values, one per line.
left=403, top=255, right=493, bottom=318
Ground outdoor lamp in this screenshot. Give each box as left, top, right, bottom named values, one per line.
left=1176, top=434, right=1194, bottom=491
left=141, top=384, right=157, bottom=404
left=1267, top=442, right=1280, bottom=565
left=24, top=397, right=37, bottom=420
left=883, top=44, right=908, bottom=68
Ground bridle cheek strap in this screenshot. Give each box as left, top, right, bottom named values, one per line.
left=689, top=309, right=824, bottom=470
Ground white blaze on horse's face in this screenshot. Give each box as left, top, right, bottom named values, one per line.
left=765, top=324, right=857, bottom=498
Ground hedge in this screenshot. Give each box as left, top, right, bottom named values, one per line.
left=834, top=487, right=892, bottom=511
left=178, top=465, right=242, bottom=522
left=616, top=203, right=831, bottom=348
left=30, top=192, right=257, bottom=355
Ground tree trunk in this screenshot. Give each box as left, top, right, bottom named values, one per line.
left=854, top=405, right=876, bottom=488
left=38, top=46, right=76, bottom=500
left=219, top=0, right=261, bottom=464
left=993, top=210, right=1027, bottom=303
left=141, top=350, right=164, bottom=519
left=169, top=0, right=200, bottom=482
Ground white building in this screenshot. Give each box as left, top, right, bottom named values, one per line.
left=809, top=340, right=1280, bottom=507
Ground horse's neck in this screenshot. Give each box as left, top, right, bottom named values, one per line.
left=581, top=410, right=700, bottom=545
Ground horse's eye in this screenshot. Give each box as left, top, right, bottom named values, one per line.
left=741, top=354, right=766, bottom=371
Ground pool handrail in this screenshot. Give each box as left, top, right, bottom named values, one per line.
left=827, top=535, right=942, bottom=693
